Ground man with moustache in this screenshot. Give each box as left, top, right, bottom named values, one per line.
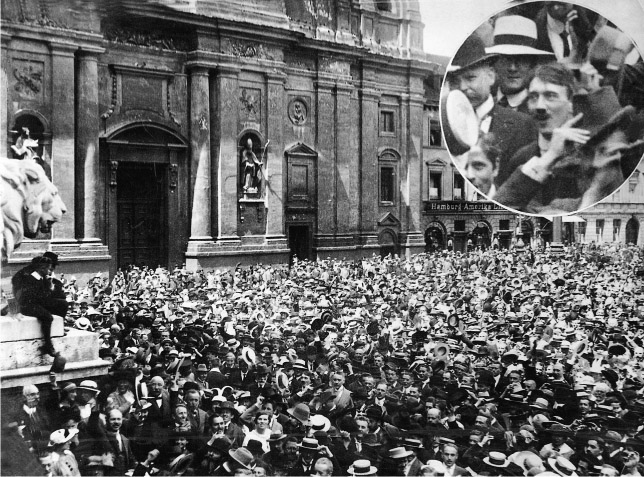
left=497, top=63, right=642, bottom=213
left=447, top=33, right=537, bottom=188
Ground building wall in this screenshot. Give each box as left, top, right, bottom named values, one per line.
left=1, top=0, right=438, bottom=283
left=572, top=168, right=644, bottom=246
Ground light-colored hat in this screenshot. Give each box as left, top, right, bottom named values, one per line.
left=484, top=451, right=510, bottom=468
left=348, top=459, right=378, bottom=476
left=78, top=380, right=99, bottom=393
left=487, top=15, right=556, bottom=56
left=48, top=428, right=79, bottom=446
left=228, top=447, right=255, bottom=469
left=388, top=447, right=413, bottom=459
left=310, top=414, right=331, bottom=433
left=548, top=456, right=578, bottom=477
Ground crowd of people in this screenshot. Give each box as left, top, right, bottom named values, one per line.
left=445, top=1, right=644, bottom=213
left=5, top=241, right=644, bottom=477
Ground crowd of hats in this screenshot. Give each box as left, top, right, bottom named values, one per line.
left=30, top=243, right=644, bottom=475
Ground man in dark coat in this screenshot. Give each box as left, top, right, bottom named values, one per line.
left=446, top=32, right=538, bottom=187
left=12, top=255, right=68, bottom=356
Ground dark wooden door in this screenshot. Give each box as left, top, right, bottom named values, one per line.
left=117, top=163, right=167, bottom=269
left=288, top=225, right=311, bottom=262
left=627, top=218, right=639, bottom=245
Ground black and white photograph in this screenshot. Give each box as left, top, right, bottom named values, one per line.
left=2, top=1, right=644, bottom=476
left=442, top=1, right=644, bottom=216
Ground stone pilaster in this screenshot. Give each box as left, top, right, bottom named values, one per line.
left=214, top=65, right=241, bottom=243
left=265, top=71, right=287, bottom=245
left=187, top=67, right=213, bottom=242
left=50, top=41, right=78, bottom=242
left=336, top=82, right=356, bottom=234
left=0, top=34, right=10, bottom=158
left=400, top=88, right=425, bottom=257
left=75, top=46, right=104, bottom=243
left=315, top=78, right=337, bottom=236
left=358, top=84, right=380, bottom=246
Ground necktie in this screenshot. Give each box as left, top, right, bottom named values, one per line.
left=497, top=96, right=509, bottom=108
left=560, top=31, right=570, bottom=57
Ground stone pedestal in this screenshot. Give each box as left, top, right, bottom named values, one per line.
left=550, top=216, right=564, bottom=255
left=0, top=314, right=110, bottom=389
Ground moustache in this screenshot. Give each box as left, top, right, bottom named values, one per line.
left=533, top=112, right=550, bottom=121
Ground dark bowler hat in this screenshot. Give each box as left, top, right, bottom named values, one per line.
left=448, top=33, right=498, bottom=73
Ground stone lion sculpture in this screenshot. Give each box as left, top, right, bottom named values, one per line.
left=1, top=158, right=66, bottom=258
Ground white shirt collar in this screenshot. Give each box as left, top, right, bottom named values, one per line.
left=23, top=405, right=36, bottom=416
left=547, top=13, right=566, bottom=35
left=476, top=96, right=495, bottom=122
left=538, top=134, right=551, bottom=156
left=498, top=88, right=528, bottom=109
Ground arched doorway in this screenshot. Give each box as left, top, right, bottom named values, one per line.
left=538, top=218, right=553, bottom=246
left=424, top=222, right=446, bottom=253
left=379, top=229, right=399, bottom=258
left=104, top=124, right=188, bottom=274
left=471, top=221, right=491, bottom=250
left=626, top=217, right=639, bottom=245
left=521, top=219, right=534, bottom=247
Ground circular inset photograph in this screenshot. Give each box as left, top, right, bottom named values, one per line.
left=441, top=1, right=644, bottom=216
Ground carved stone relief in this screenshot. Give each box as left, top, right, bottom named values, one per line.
left=12, top=59, right=43, bottom=101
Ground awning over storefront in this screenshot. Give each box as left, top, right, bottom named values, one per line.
left=541, top=215, right=586, bottom=223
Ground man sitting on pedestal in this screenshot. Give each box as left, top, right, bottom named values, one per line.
left=11, top=254, right=69, bottom=356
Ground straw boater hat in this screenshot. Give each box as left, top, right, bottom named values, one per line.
left=348, top=459, right=378, bottom=476
left=298, top=438, right=321, bottom=452
left=486, top=16, right=556, bottom=56
left=388, top=447, right=414, bottom=459
left=548, top=456, right=578, bottom=477
left=484, top=451, right=511, bottom=468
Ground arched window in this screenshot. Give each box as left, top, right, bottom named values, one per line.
left=378, top=149, right=399, bottom=205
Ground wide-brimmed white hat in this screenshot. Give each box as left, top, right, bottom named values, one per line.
left=486, top=16, right=556, bottom=56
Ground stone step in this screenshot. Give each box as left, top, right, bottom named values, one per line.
left=0, top=329, right=99, bottom=371
left=0, top=314, right=65, bottom=342
left=0, top=359, right=111, bottom=389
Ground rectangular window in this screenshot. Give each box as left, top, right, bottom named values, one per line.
left=380, top=166, right=395, bottom=204
left=380, top=110, right=395, bottom=135
left=424, top=106, right=441, bottom=147
left=596, top=219, right=605, bottom=237
left=430, top=120, right=442, bottom=147
left=429, top=171, right=442, bottom=200
left=453, top=174, right=465, bottom=200
left=499, top=219, right=510, bottom=231
left=579, top=222, right=586, bottom=237
left=454, top=220, right=465, bottom=232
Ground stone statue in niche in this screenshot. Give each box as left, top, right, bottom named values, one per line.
left=240, top=138, right=263, bottom=195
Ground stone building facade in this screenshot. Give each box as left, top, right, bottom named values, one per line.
left=572, top=167, right=644, bottom=246
left=1, top=0, right=442, bottom=280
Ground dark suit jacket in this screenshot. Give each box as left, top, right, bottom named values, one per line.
left=105, top=432, right=135, bottom=475
left=487, top=105, right=538, bottom=186
left=496, top=142, right=583, bottom=213
left=533, top=6, right=596, bottom=61
left=188, top=408, right=209, bottom=436
left=446, top=464, right=471, bottom=476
